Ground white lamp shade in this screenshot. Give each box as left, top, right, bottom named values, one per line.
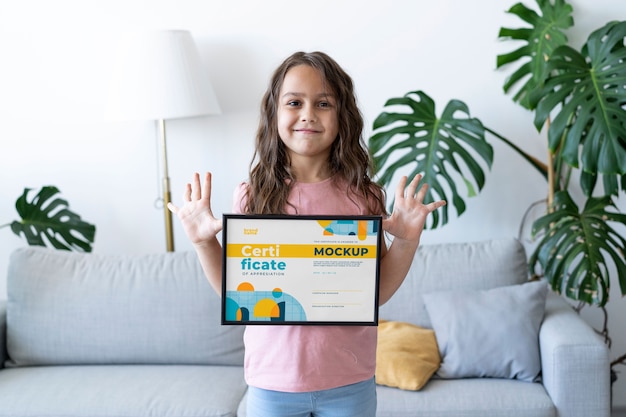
left=106, top=30, right=221, bottom=120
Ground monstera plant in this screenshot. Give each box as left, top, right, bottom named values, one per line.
left=368, top=0, right=626, bottom=379
left=1, top=186, right=95, bottom=252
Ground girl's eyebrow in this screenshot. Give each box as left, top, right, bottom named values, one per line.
left=281, top=92, right=334, bottom=99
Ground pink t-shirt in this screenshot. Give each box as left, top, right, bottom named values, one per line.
left=231, top=176, right=379, bottom=392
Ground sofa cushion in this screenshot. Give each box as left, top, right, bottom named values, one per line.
left=6, top=247, right=245, bottom=366
left=375, top=378, right=555, bottom=417
left=0, top=365, right=246, bottom=417
left=379, top=238, right=529, bottom=328
left=423, top=280, right=548, bottom=382
left=375, top=320, right=440, bottom=391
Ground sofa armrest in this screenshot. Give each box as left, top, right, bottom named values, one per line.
left=0, top=300, right=6, bottom=368
left=539, top=292, right=611, bottom=417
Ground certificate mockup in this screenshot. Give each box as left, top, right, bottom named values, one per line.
left=221, top=215, right=382, bottom=325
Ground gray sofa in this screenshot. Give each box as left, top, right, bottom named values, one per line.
left=0, top=238, right=610, bottom=417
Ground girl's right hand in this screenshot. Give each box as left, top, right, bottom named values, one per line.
left=167, top=172, right=223, bottom=246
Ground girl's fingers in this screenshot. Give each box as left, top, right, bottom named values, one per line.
left=182, top=172, right=212, bottom=202
left=415, top=181, right=428, bottom=202
left=167, top=202, right=179, bottom=214
left=395, top=176, right=408, bottom=200
left=406, top=174, right=422, bottom=198
left=203, top=172, right=212, bottom=201
left=183, top=182, right=192, bottom=201
left=396, top=174, right=424, bottom=201
left=429, top=200, right=446, bottom=211
left=191, top=172, right=202, bottom=200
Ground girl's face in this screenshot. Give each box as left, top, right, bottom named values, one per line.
left=277, top=65, right=339, bottom=172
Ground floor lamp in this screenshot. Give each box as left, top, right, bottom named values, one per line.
left=106, top=30, right=221, bottom=251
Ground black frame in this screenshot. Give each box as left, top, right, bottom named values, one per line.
left=221, top=214, right=382, bottom=326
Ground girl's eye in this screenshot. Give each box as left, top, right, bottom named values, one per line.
left=287, top=100, right=301, bottom=106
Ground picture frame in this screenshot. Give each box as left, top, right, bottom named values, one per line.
left=221, top=214, right=382, bottom=325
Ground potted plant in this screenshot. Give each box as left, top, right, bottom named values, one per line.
left=368, top=0, right=626, bottom=384
left=1, top=186, right=96, bottom=252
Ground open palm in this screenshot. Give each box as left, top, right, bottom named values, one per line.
left=383, top=174, right=446, bottom=242
left=167, top=172, right=222, bottom=245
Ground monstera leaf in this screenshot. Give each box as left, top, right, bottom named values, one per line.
left=529, top=191, right=626, bottom=306
left=532, top=21, right=626, bottom=196
left=496, top=0, right=573, bottom=109
left=368, top=90, right=493, bottom=229
left=10, top=186, right=96, bottom=252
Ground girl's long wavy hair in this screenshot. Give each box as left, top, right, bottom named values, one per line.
left=244, top=51, right=386, bottom=216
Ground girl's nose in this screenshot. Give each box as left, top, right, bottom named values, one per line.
left=300, top=105, right=315, bottom=122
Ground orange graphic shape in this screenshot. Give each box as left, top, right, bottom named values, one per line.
left=358, top=220, right=368, bottom=240
left=237, top=282, right=254, bottom=291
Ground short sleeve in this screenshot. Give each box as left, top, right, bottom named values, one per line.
left=232, top=182, right=248, bottom=214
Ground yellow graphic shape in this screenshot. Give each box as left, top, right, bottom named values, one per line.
left=228, top=244, right=377, bottom=258
left=254, top=298, right=280, bottom=318
left=237, top=282, right=255, bottom=291
left=317, top=220, right=332, bottom=228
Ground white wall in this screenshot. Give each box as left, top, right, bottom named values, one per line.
left=1, top=0, right=625, bottom=407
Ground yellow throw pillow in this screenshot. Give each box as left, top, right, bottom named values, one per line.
left=375, top=320, right=441, bottom=391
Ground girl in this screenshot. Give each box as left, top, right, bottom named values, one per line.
left=168, top=51, right=445, bottom=417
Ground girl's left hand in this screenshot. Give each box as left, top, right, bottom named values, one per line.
left=382, top=174, right=446, bottom=242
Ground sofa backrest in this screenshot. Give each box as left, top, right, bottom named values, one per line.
left=6, top=247, right=245, bottom=367
left=379, top=238, right=529, bottom=328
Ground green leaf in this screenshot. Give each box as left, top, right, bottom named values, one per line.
left=10, top=186, right=96, bottom=252
left=497, top=0, right=574, bottom=109
left=533, top=21, right=626, bottom=195
left=529, top=190, right=626, bottom=306
left=368, top=90, right=493, bottom=229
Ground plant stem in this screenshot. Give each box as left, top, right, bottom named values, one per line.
left=518, top=198, right=547, bottom=239
left=0, top=223, right=10, bottom=229
left=546, top=117, right=555, bottom=210
left=483, top=126, right=549, bottom=180
left=612, top=353, right=626, bottom=368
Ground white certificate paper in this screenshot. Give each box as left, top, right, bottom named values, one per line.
left=221, top=215, right=382, bottom=325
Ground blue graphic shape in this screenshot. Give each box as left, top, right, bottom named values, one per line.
left=225, top=290, right=307, bottom=322
left=323, top=220, right=378, bottom=237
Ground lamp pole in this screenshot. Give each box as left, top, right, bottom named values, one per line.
left=158, top=119, right=175, bottom=252
left=107, top=30, right=221, bottom=252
